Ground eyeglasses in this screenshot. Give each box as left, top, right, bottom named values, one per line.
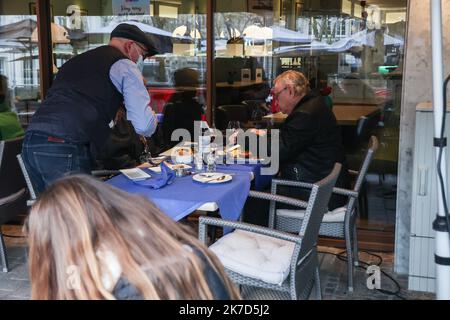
left=272, top=87, right=288, bottom=100
left=133, top=42, right=148, bottom=57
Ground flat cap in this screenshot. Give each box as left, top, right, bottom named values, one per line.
left=110, top=23, right=158, bottom=57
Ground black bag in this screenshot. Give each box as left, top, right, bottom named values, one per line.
left=96, top=118, right=145, bottom=170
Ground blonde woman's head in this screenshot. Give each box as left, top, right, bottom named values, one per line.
left=25, top=174, right=239, bottom=300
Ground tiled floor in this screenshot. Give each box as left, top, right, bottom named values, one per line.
left=0, top=225, right=434, bottom=300
left=0, top=226, right=30, bottom=300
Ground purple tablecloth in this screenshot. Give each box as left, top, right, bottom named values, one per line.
left=107, top=169, right=251, bottom=222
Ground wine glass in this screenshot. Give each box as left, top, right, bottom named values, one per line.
left=227, top=120, right=241, bottom=132
left=227, top=121, right=241, bottom=145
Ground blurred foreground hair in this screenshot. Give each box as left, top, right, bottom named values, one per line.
left=26, top=174, right=240, bottom=300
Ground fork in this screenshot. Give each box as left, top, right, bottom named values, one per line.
left=204, top=175, right=226, bottom=182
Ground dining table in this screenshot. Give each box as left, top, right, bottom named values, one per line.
left=106, top=161, right=271, bottom=223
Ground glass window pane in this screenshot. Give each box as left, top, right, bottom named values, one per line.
left=47, top=0, right=206, bottom=150
left=0, top=1, right=40, bottom=130
left=213, top=0, right=407, bottom=232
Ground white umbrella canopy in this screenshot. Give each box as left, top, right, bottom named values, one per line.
left=0, top=18, right=37, bottom=40
left=87, top=20, right=178, bottom=54
left=270, top=25, right=312, bottom=43
left=87, top=20, right=173, bottom=38
left=242, top=25, right=312, bottom=43
left=274, top=30, right=404, bottom=55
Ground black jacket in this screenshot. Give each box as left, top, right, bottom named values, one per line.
left=95, top=118, right=144, bottom=170
left=277, top=94, right=350, bottom=210
left=112, top=248, right=231, bottom=300
left=162, top=92, right=202, bottom=148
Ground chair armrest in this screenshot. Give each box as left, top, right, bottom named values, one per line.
left=248, top=190, right=309, bottom=208
left=332, top=187, right=358, bottom=198
left=271, top=179, right=314, bottom=190
left=0, top=189, right=26, bottom=206
left=198, top=216, right=303, bottom=246
left=270, top=178, right=358, bottom=199
left=348, top=169, right=359, bottom=176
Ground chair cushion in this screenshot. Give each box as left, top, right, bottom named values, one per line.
left=209, top=229, right=295, bottom=285
left=277, top=206, right=347, bottom=223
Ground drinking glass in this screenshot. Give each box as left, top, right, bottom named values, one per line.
left=227, top=120, right=241, bottom=133
left=227, top=121, right=240, bottom=146
left=206, top=143, right=217, bottom=172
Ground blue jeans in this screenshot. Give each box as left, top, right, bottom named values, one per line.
left=22, top=131, right=92, bottom=194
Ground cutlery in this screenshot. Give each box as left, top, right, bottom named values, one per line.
left=204, top=175, right=226, bottom=182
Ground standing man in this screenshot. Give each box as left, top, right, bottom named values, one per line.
left=22, top=23, right=158, bottom=193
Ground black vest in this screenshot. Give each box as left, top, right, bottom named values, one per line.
left=28, top=45, right=128, bottom=149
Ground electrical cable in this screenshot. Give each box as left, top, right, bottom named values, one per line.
left=437, top=75, right=450, bottom=242
left=318, top=249, right=407, bottom=300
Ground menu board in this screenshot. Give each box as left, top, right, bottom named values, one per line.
left=112, top=0, right=150, bottom=16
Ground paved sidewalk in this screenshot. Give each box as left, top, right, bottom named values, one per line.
left=0, top=225, right=435, bottom=300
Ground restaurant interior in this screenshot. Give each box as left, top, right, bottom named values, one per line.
left=0, top=0, right=439, bottom=300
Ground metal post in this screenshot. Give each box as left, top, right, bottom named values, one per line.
left=431, top=0, right=450, bottom=300
left=206, top=0, right=215, bottom=127
left=36, top=0, right=53, bottom=99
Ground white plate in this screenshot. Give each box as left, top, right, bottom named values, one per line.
left=192, top=172, right=232, bottom=184
left=159, top=142, right=195, bottom=156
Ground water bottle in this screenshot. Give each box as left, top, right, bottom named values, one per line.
left=198, top=120, right=212, bottom=169
left=194, top=151, right=203, bottom=171
left=206, top=150, right=216, bottom=173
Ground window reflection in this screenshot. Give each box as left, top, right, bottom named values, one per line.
left=0, top=2, right=40, bottom=129
left=212, top=0, right=406, bottom=233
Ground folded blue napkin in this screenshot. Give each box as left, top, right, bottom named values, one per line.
left=132, top=162, right=175, bottom=189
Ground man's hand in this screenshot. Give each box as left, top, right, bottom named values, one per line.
left=250, top=129, right=267, bottom=137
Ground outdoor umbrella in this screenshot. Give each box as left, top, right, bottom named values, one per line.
left=242, top=25, right=312, bottom=43
left=273, top=30, right=404, bottom=55
left=87, top=20, right=175, bottom=54
left=0, top=18, right=37, bottom=40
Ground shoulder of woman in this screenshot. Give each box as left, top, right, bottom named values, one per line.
left=96, top=248, right=122, bottom=292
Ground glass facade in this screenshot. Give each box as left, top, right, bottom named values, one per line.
left=49, top=0, right=207, bottom=115
left=0, top=0, right=407, bottom=231
left=0, top=1, right=40, bottom=127
left=212, top=0, right=407, bottom=229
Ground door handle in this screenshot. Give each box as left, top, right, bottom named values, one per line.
left=418, top=166, right=428, bottom=196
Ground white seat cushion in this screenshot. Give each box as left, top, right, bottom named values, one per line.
left=209, top=229, right=295, bottom=285
left=277, top=206, right=347, bottom=223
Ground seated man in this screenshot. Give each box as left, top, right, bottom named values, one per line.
left=251, top=70, right=350, bottom=213
left=272, top=70, right=350, bottom=209
left=162, top=68, right=203, bottom=148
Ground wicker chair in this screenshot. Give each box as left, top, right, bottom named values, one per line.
left=272, top=136, right=379, bottom=292
left=16, top=154, right=37, bottom=207
left=199, top=163, right=341, bottom=300
left=0, top=137, right=27, bottom=272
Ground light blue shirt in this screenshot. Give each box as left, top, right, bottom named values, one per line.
left=109, top=59, right=157, bottom=137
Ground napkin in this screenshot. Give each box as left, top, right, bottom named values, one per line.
left=132, top=162, right=175, bottom=189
